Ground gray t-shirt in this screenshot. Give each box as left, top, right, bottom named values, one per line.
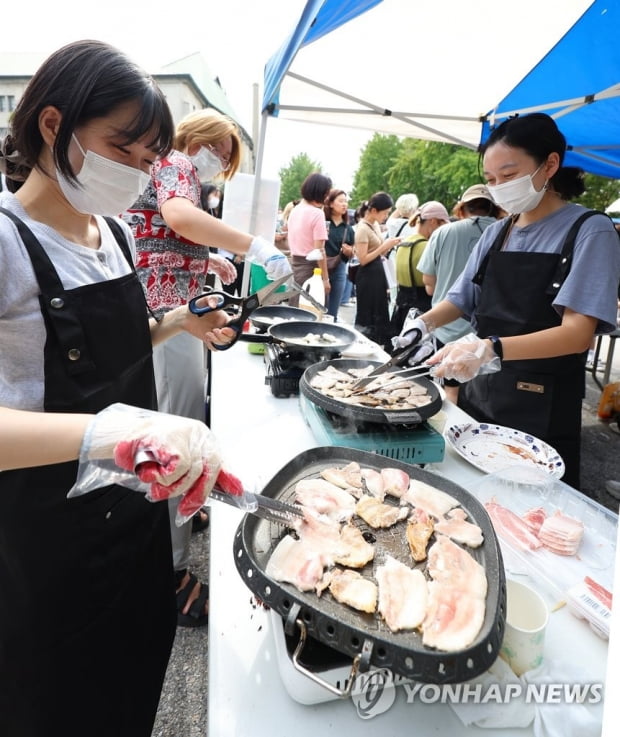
left=418, top=216, right=496, bottom=344
left=0, top=192, right=135, bottom=411
left=445, top=203, right=620, bottom=337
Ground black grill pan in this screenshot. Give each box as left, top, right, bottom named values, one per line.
left=300, top=358, right=443, bottom=425
left=233, top=447, right=506, bottom=683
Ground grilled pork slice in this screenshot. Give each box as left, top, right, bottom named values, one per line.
left=334, top=523, right=375, bottom=568
left=320, top=568, right=378, bottom=613
left=538, top=510, right=584, bottom=555
left=426, top=534, right=487, bottom=599
left=376, top=555, right=427, bottom=632
left=406, top=508, right=435, bottom=562
left=434, top=508, right=484, bottom=548
left=355, top=495, right=409, bottom=528
left=402, top=479, right=460, bottom=519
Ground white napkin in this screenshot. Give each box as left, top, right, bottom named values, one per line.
left=450, top=656, right=601, bottom=737
left=449, top=656, right=535, bottom=729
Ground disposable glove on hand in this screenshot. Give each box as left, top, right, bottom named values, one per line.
left=207, top=253, right=237, bottom=285
left=247, top=235, right=293, bottom=281
left=391, top=311, right=429, bottom=351
left=427, top=334, right=501, bottom=382
left=71, top=403, right=242, bottom=523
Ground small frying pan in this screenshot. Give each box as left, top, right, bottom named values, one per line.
left=249, top=305, right=317, bottom=333
left=239, top=320, right=358, bottom=352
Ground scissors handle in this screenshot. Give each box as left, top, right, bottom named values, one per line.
left=188, top=291, right=243, bottom=316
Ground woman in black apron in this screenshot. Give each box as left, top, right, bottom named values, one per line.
left=0, top=41, right=231, bottom=737
left=394, top=114, right=620, bottom=490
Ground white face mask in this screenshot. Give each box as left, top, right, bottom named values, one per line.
left=207, top=196, right=220, bottom=210
left=487, top=164, right=547, bottom=215
left=190, top=146, right=222, bottom=182
left=55, top=134, right=151, bottom=216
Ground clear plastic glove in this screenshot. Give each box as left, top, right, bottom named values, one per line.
left=391, top=309, right=430, bottom=351
left=207, top=253, right=237, bottom=285
left=428, top=334, right=501, bottom=382
left=68, top=403, right=242, bottom=525
left=247, top=235, right=293, bottom=281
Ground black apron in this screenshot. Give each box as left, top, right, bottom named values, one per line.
left=458, top=213, right=596, bottom=489
left=0, top=210, right=176, bottom=737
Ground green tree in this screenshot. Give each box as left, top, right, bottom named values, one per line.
left=349, top=134, right=402, bottom=207
left=576, top=173, right=620, bottom=212
left=388, top=140, right=480, bottom=209
left=278, top=153, right=323, bottom=209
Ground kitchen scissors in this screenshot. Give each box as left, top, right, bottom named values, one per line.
left=187, top=274, right=296, bottom=350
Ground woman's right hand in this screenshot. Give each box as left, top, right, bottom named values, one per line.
left=384, top=237, right=401, bottom=250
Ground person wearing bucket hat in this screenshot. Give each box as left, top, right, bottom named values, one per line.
left=417, top=185, right=501, bottom=402
left=394, top=113, right=620, bottom=490
left=389, top=200, right=450, bottom=337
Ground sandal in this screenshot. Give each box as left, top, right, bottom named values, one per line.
left=175, top=569, right=209, bottom=628
left=191, top=507, right=210, bottom=534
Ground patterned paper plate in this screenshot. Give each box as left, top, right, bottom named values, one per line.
left=445, top=422, right=565, bottom=478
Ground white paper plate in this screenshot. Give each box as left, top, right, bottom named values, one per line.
left=445, top=422, right=565, bottom=478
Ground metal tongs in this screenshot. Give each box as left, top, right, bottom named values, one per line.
left=348, top=337, right=436, bottom=393
left=349, top=364, right=435, bottom=395
left=210, top=487, right=305, bottom=527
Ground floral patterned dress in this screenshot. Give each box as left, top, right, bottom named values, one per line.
left=123, top=150, right=211, bottom=319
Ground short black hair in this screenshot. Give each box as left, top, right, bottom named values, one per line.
left=8, top=39, right=174, bottom=185
left=300, top=172, right=333, bottom=204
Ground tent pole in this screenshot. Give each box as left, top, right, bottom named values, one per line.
left=241, top=110, right=270, bottom=297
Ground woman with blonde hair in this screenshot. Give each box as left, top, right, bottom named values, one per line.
left=123, top=107, right=291, bottom=628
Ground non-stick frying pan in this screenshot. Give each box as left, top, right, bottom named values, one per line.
left=300, top=358, right=443, bottom=425
left=249, top=305, right=318, bottom=333
left=239, top=321, right=358, bottom=353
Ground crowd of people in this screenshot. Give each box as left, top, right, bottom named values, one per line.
left=1, top=38, right=619, bottom=736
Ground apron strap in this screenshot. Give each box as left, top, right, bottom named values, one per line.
left=472, top=216, right=515, bottom=286
left=545, top=210, right=607, bottom=297
left=103, top=216, right=135, bottom=269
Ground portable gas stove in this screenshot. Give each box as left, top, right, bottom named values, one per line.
left=299, top=391, right=445, bottom=464
left=264, top=344, right=341, bottom=397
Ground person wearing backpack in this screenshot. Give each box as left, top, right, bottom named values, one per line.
left=389, top=200, right=450, bottom=337
left=394, top=114, right=620, bottom=490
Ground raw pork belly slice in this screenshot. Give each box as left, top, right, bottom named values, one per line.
left=355, top=495, right=409, bottom=528
left=376, top=555, right=427, bottom=632
left=361, top=468, right=385, bottom=499
left=266, top=535, right=330, bottom=592
left=434, top=508, right=484, bottom=548
left=295, top=478, right=356, bottom=522
left=538, top=510, right=584, bottom=555
left=381, top=467, right=410, bottom=498
left=521, top=506, right=547, bottom=536
left=402, top=479, right=460, bottom=519
left=422, top=535, right=487, bottom=651
left=484, top=499, right=542, bottom=551
left=320, top=568, right=378, bottom=613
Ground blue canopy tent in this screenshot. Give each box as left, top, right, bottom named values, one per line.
left=255, top=0, right=620, bottom=181
left=482, top=1, right=620, bottom=178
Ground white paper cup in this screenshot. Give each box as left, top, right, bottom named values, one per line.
left=500, top=579, right=549, bottom=676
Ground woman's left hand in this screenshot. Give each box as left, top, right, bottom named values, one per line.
left=428, top=335, right=500, bottom=382
left=208, top=253, right=237, bottom=285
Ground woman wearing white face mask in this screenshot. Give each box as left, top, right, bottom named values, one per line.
left=394, top=113, right=620, bottom=490
left=123, top=108, right=291, bottom=628
left=0, top=40, right=238, bottom=736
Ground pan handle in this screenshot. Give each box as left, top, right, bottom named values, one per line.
left=290, top=617, right=361, bottom=699
left=237, top=333, right=273, bottom=344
